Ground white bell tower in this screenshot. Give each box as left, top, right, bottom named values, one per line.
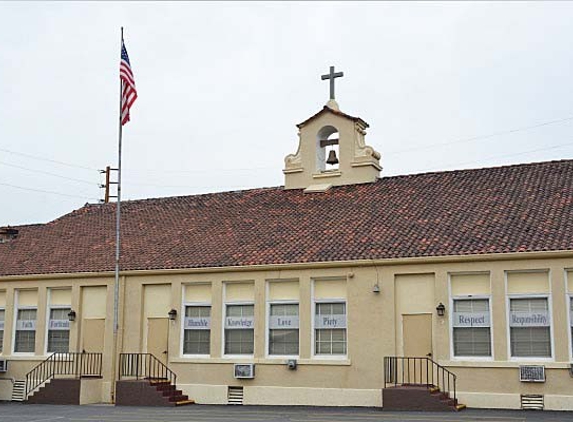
left=283, top=67, right=381, bottom=191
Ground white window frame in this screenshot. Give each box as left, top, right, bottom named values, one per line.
left=222, top=300, right=255, bottom=358
left=0, top=307, right=4, bottom=355
left=565, top=292, right=573, bottom=362
left=44, top=305, right=71, bottom=355
left=12, top=305, right=37, bottom=356
left=180, top=301, right=211, bottom=358
left=449, top=294, right=493, bottom=361
left=312, top=298, right=348, bottom=359
left=506, top=293, right=554, bottom=362
left=265, top=300, right=300, bottom=359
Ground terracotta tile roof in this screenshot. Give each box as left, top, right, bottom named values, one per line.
left=1, top=159, right=573, bottom=277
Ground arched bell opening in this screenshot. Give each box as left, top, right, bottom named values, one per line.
left=316, top=125, right=340, bottom=172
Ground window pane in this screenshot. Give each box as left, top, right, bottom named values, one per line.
left=225, top=329, right=254, bottom=355
left=270, top=304, right=298, bottom=317
left=510, top=298, right=548, bottom=312
left=18, top=309, right=37, bottom=321
left=453, top=327, right=491, bottom=356
left=50, top=308, right=70, bottom=320
left=183, top=330, right=210, bottom=354
left=454, top=299, right=489, bottom=313
left=185, top=306, right=210, bottom=318
left=315, top=329, right=346, bottom=355
left=227, top=305, right=254, bottom=317
left=269, top=329, right=299, bottom=355
left=48, top=331, right=69, bottom=353
left=511, top=327, right=551, bottom=357
left=15, top=331, right=35, bottom=353
left=0, top=309, right=3, bottom=354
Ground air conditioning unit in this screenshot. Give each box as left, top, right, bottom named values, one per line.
left=520, top=365, right=545, bottom=382
left=234, top=363, right=255, bottom=379
left=0, top=359, right=8, bottom=373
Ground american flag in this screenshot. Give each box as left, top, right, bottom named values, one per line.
left=120, top=40, right=137, bottom=125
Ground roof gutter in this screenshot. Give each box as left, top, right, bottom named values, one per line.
left=1, top=249, right=572, bottom=282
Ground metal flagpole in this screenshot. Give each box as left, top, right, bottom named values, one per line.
left=111, top=27, right=124, bottom=403
left=114, top=27, right=123, bottom=337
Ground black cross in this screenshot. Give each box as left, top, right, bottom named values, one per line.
left=321, top=66, right=344, bottom=100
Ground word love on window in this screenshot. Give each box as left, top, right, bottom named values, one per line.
left=269, top=315, right=299, bottom=329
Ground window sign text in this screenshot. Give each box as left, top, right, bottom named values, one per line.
left=315, top=315, right=346, bottom=329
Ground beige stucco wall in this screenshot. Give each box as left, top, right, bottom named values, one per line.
left=1, top=254, right=573, bottom=408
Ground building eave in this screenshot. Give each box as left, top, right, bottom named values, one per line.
left=1, top=249, right=572, bottom=282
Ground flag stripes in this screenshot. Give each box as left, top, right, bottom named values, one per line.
left=120, top=41, right=137, bottom=125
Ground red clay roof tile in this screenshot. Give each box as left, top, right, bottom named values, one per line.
left=1, top=159, right=573, bottom=277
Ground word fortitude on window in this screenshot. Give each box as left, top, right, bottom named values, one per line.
left=48, top=320, right=70, bottom=330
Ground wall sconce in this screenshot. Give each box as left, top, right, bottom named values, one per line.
left=372, top=283, right=381, bottom=294
left=436, top=303, right=446, bottom=317
left=168, top=309, right=178, bottom=321
left=67, top=310, right=77, bottom=322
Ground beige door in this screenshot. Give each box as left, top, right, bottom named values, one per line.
left=403, top=313, right=433, bottom=357
left=147, top=318, right=169, bottom=364
left=82, top=318, right=105, bottom=353
left=402, top=314, right=433, bottom=385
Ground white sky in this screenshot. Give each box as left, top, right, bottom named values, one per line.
left=1, top=2, right=573, bottom=226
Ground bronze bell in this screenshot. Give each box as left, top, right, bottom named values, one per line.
left=326, top=149, right=339, bottom=165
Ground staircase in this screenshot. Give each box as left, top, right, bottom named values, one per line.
left=20, top=352, right=102, bottom=404
left=383, top=356, right=466, bottom=412
left=11, top=380, right=26, bottom=402
left=116, top=353, right=194, bottom=407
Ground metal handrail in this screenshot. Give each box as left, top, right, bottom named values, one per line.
left=384, top=356, right=457, bottom=404
left=25, top=352, right=102, bottom=398
left=119, top=353, right=176, bottom=386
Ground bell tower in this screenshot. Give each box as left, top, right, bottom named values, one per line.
left=283, top=66, right=382, bottom=191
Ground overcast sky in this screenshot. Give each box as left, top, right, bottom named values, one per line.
left=1, top=2, right=573, bottom=226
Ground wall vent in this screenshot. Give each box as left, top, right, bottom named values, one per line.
left=521, top=394, right=544, bottom=410
left=227, top=386, right=244, bottom=405
left=519, top=365, right=545, bottom=382
left=0, top=359, right=7, bottom=372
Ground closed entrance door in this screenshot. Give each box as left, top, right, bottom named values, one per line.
left=147, top=318, right=169, bottom=364
left=402, top=314, right=433, bottom=385
left=82, top=318, right=105, bottom=353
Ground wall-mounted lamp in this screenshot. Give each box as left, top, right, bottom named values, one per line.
left=436, top=303, right=446, bottom=317
left=67, top=310, right=77, bottom=322
left=372, top=284, right=381, bottom=294
left=168, top=309, right=178, bottom=321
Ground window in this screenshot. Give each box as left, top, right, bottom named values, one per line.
left=569, top=296, right=573, bottom=355
left=269, top=303, right=299, bottom=356
left=509, top=298, right=551, bottom=358
left=225, top=304, right=254, bottom=355
left=47, top=308, right=70, bottom=353
left=0, top=309, right=4, bottom=353
left=452, top=299, right=491, bottom=357
left=315, top=302, right=346, bottom=355
left=183, top=306, right=211, bottom=355
left=15, top=308, right=37, bottom=353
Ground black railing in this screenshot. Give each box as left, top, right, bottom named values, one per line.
left=25, top=352, right=102, bottom=398
left=384, top=356, right=457, bottom=404
left=119, top=353, right=176, bottom=386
